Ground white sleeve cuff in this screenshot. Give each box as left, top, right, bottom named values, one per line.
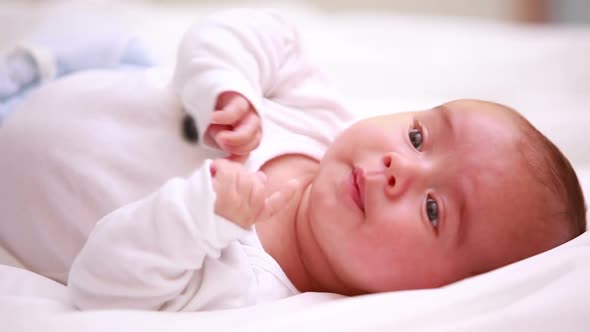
left=180, top=70, right=261, bottom=151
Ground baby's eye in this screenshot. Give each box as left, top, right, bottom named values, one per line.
left=409, top=128, right=423, bottom=151
left=426, top=196, right=439, bottom=228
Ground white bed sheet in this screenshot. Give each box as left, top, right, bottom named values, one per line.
left=2, top=231, right=589, bottom=331
left=1, top=1, right=589, bottom=331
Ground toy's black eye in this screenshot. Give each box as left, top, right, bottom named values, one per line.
left=409, top=128, right=423, bottom=151
left=182, top=113, right=199, bottom=143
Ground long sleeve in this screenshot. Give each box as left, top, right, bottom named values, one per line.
left=171, top=9, right=353, bottom=152
left=68, top=160, right=259, bottom=311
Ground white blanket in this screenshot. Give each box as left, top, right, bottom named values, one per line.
left=3, top=231, right=589, bottom=331
left=1, top=1, right=589, bottom=331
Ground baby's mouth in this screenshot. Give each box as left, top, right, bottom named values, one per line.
left=352, top=167, right=365, bottom=213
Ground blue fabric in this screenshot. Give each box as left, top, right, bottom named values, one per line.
left=0, top=50, right=39, bottom=100
left=0, top=14, right=154, bottom=124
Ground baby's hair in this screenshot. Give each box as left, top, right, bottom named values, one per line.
left=505, top=105, right=587, bottom=242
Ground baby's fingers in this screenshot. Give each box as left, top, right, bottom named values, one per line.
left=248, top=171, right=267, bottom=213
left=258, top=179, right=299, bottom=222
left=207, top=124, right=232, bottom=143
left=216, top=112, right=261, bottom=155
left=210, top=97, right=250, bottom=126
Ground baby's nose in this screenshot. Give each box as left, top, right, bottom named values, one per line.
left=381, top=152, right=420, bottom=198
left=382, top=154, right=397, bottom=188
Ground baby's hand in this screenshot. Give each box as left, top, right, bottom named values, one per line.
left=206, top=91, right=262, bottom=160
left=210, top=159, right=296, bottom=228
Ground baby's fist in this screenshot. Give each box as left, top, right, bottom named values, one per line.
left=210, top=159, right=296, bottom=229
left=206, top=91, right=262, bottom=159
left=210, top=159, right=266, bottom=228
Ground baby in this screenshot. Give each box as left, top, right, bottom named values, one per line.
left=0, top=9, right=586, bottom=311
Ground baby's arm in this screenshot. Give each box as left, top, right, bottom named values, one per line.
left=68, top=160, right=292, bottom=311
left=172, top=9, right=294, bottom=154
left=173, top=9, right=349, bottom=156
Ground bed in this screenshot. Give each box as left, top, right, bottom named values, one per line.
left=1, top=1, right=589, bottom=331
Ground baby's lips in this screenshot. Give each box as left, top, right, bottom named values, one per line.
left=353, top=167, right=366, bottom=211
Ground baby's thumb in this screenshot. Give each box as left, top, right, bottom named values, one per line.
left=227, top=153, right=249, bottom=164
left=258, top=179, right=298, bottom=222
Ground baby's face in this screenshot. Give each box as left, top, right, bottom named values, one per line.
left=307, top=100, right=544, bottom=293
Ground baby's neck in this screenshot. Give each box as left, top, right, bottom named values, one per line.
left=260, top=175, right=361, bottom=295
left=255, top=154, right=319, bottom=292
left=256, top=153, right=359, bottom=294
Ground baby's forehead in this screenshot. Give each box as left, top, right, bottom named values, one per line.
left=444, top=101, right=515, bottom=125
left=434, top=105, right=521, bottom=159
left=437, top=107, right=534, bottom=218
left=438, top=101, right=569, bottom=264
left=453, top=158, right=542, bottom=250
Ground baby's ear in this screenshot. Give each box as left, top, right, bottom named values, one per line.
left=181, top=113, right=199, bottom=143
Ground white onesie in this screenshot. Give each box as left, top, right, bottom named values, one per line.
left=0, top=9, right=354, bottom=311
